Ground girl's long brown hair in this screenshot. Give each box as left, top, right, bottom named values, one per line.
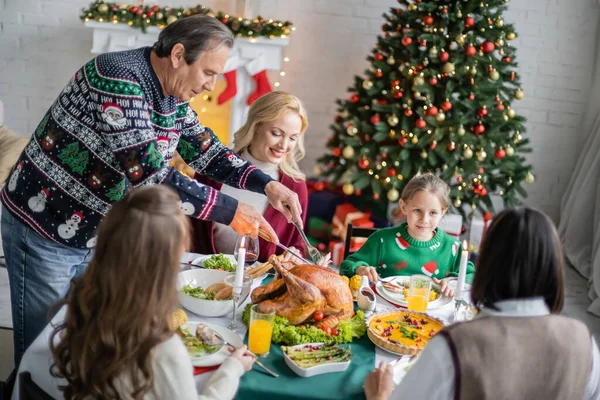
left=50, top=186, right=190, bottom=399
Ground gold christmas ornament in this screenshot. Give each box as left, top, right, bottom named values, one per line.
left=387, top=188, right=400, bottom=202
left=429, top=46, right=438, bottom=57
left=362, top=80, right=373, bottom=90
left=507, top=108, right=516, bottom=118
left=463, top=147, right=473, bottom=159
left=456, top=34, right=466, bottom=46
left=498, top=39, right=505, bottom=46
left=506, top=32, right=516, bottom=40
left=525, top=171, right=535, bottom=183
left=98, top=3, right=109, bottom=12
left=408, top=3, right=418, bottom=11
left=414, top=76, right=425, bottom=86
left=387, top=55, right=396, bottom=65
left=412, top=136, right=419, bottom=144
left=167, top=15, right=178, bottom=24
left=454, top=198, right=462, bottom=207
left=420, top=150, right=428, bottom=159
left=469, top=68, right=477, bottom=77
left=457, top=125, right=466, bottom=136
left=156, top=12, right=164, bottom=19
left=436, top=112, right=446, bottom=122
left=495, top=18, right=504, bottom=27
left=503, top=114, right=509, bottom=121
left=387, top=115, right=399, bottom=126
left=505, top=145, right=515, bottom=156
left=514, top=88, right=524, bottom=100
left=342, top=146, right=355, bottom=159
left=442, top=62, right=455, bottom=73
left=477, top=150, right=487, bottom=161
left=341, top=110, right=350, bottom=118
left=347, top=125, right=358, bottom=136
left=513, top=132, right=523, bottom=143
left=313, top=165, right=322, bottom=176
left=389, top=129, right=397, bottom=138
left=489, top=69, right=500, bottom=80
left=342, top=182, right=355, bottom=195
left=457, top=10, right=463, bottom=18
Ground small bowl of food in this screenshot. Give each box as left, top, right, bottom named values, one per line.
left=281, top=342, right=352, bottom=378
left=177, top=269, right=251, bottom=317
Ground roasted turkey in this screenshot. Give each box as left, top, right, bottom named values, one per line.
left=251, top=258, right=354, bottom=329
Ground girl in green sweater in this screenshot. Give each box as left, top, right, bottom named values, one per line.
left=340, top=173, right=475, bottom=297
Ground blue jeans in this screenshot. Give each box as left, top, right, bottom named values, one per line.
left=0, top=205, right=93, bottom=368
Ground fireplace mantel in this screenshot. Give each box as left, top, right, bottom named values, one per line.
left=85, top=20, right=289, bottom=142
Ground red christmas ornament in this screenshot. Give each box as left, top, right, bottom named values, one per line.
left=354, top=189, right=362, bottom=196
left=396, top=8, right=403, bottom=14
left=358, top=157, right=370, bottom=169
left=448, top=142, right=456, bottom=151
left=465, top=45, right=476, bottom=56
left=391, top=79, right=401, bottom=88
left=136, top=9, right=143, bottom=15
left=474, top=123, right=486, bottom=136
left=423, top=15, right=434, bottom=25
left=374, top=52, right=384, bottom=61
left=405, top=109, right=413, bottom=117
left=401, top=37, right=413, bottom=46
left=221, top=17, right=229, bottom=23
left=465, top=16, right=475, bottom=28
left=427, top=106, right=438, bottom=116
left=442, top=7, right=448, bottom=14
left=365, top=134, right=371, bottom=142
left=111, top=6, right=117, bottom=11
left=439, top=51, right=449, bottom=62
left=496, top=103, right=505, bottom=111
left=387, top=168, right=397, bottom=177
left=479, top=168, right=485, bottom=173
left=429, top=77, right=438, bottom=85
left=502, top=56, right=511, bottom=63
left=373, top=193, right=380, bottom=200
left=477, top=107, right=488, bottom=118
left=393, top=90, right=403, bottom=99
left=468, top=93, right=475, bottom=101
left=370, top=114, right=381, bottom=124
left=382, top=24, right=390, bottom=31
left=314, top=182, right=325, bottom=191
left=494, top=95, right=501, bottom=102
left=383, top=33, right=391, bottom=39
left=457, top=176, right=463, bottom=183
left=375, top=70, right=383, bottom=78
left=332, top=147, right=341, bottom=157
left=147, top=10, right=155, bottom=17
left=152, top=5, right=160, bottom=11
left=479, top=188, right=488, bottom=196
left=130, top=6, right=138, bottom=13
left=328, top=161, right=335, bottom=168
left=378, top=99, right=388, bottom=105
left=481, top=41, right=495, bottom=53
left=398, top=137, right=408, bottom=146
left=441, top=100, right=452, bottom=112
left=415, top=119, right=427, bottom=129
left=495, top=148, right=506, bottom=159
left=483, top=211, right=493, bottom=221
left=382, top=153, right=388, bottom=159
left=350, top=94, right=360, bottom=103
left=487, top=18, right=493, bottom=25
left=430, top=140, right=437, bottom=150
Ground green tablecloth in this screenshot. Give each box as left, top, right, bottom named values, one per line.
left=237, top=328, right=375, bottom=400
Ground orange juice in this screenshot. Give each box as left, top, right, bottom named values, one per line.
left=249, top=319, right=273, bottom=355
left=408, top=287, right=429, bottom=312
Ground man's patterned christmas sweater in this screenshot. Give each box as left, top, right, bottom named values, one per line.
left=1, top=47, right=272, bottom=248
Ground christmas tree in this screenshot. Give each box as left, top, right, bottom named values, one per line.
left=316, top=0, right=534, bottom=218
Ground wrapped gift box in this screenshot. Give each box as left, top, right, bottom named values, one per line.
left=329, top=239, right=365, bottom=267
left=331, top=203, right=372, bottom=239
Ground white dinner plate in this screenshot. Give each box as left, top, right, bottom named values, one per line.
left=181, top=320, right=243, bottom=367
left=191, top=255, right=268, bottom=281
left=375, top=276, right=452, bottom=310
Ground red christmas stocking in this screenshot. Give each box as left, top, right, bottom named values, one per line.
left=217, top=70, right=237, bottom=105
left=247, top=70, right=272, bottom=105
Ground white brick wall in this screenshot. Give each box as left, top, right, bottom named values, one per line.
left=0, top=0, right=598, bottom=222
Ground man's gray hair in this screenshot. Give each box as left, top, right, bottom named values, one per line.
left=154, top=15, right=234, bottom=64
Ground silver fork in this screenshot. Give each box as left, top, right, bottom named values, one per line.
left=285, top=205, right=321, bottom=264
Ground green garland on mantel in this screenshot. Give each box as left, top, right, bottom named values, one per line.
left=80, top=0, right=294, bottom=37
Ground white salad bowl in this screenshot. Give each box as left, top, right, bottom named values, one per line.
left=177, top=269, right=250, bottom=317
left=282, top=342, right=352, bottom=378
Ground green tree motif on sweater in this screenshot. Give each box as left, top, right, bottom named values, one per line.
left=58, top=142, right=89, bottom=175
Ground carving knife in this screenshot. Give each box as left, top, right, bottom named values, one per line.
left=258, top=229, right=313, bottom=265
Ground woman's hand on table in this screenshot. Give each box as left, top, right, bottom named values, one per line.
left=228, top=345, right=255, bottom=372
left=433, top=277, right=455, bottom=297
left=364, top=361, right=394, bottom=400
left=356, top=266, right=380, bottom=283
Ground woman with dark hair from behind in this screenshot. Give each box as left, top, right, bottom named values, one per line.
left=364, top=207, right=600, bottom=400
left=43, top=186, right=254, bottom=399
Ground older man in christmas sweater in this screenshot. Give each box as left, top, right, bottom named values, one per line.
left=0, top=15, right=302, bottom=368
left=340, top=223, right=475, bottom=283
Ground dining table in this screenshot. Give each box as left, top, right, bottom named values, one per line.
left=180, top=252, right=459, bottom=400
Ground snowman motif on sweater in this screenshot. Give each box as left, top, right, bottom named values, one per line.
left=226, top=153, right=245, bottom=168
left=28, top=188, right=50, bottom=213
left=7, top=162, right=23, bottom=192
left=178, top=200, right=195, bottom=216
left=58, top=212, right=84, bottom=240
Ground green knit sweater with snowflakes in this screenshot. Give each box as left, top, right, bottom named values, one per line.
left=340, top=223, right=475, bottom=282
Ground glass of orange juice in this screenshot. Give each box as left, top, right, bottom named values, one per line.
left=248, top=304, right=275, bottom=357
left=407, top=274, right=432, bottom=313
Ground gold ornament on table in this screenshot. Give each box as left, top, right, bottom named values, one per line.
left=342, top=146, right=355, bottom=159
left=514, top=88, right=524, bottom=100
left=387, top=188, right=400, bottom=202
left=525, top=171, right=535, bottom=184
left=489, top=69, right=500, bottom=80
left=347, top=125, right=358, bottom=136
left=505, top=145, right=514, bottom=156
left=342, top=182, right=355, bottom=195
left=442, top=62, right=455, bottom=73
left=454, top=198, right=462, bottom=207
left=420, top=150, right=428, bottom=159
left=387, top=115, right=399, bottom=127
left=507, top=107, right=516, bottom=118
left=463, top=147, right=473, bottom=159
left=457, top=125, right=466, bottom=136
left=362, top=80, right=373, bottom=90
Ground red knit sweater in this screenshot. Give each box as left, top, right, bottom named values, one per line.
left=190, top=172, right=308, bottom=262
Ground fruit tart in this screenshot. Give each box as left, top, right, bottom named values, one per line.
left=366, top=310, right=444, bottom=355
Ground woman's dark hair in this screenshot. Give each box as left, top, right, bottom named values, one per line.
left=471, top=207, right=565, bottom=312
left=154, top=15, right=234, bottom=64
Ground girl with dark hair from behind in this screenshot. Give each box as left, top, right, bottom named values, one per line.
left=36, top=185, right=255, bottom=399
left=364, top=207, right=600, bottom=400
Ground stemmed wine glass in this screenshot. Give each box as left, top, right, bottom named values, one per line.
left=234, top=234, right=260, bottom=267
